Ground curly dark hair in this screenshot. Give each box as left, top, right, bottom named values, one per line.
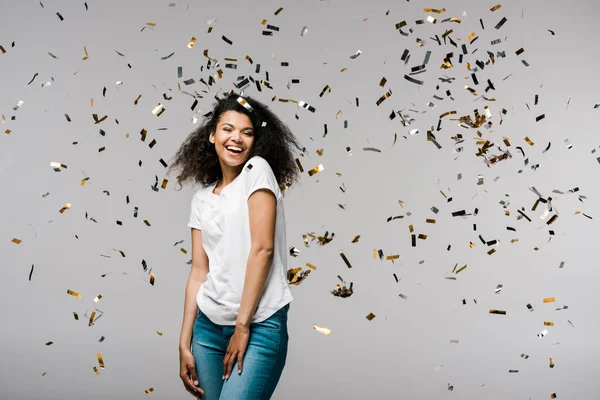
left=168, top=91, right=304, bottom=194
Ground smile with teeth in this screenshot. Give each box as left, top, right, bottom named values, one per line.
left=226, top=146, right=243, bottom=155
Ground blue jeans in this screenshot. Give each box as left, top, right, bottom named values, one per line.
left=191, top=303, right=290, bottom=399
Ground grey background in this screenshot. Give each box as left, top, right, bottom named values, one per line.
left=1, top=0, right=599, bottom=398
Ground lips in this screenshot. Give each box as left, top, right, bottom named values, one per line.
left=226, top=147, right=243, bottom=156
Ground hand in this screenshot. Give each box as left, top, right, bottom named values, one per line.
left=180, top=348, right=205, bottom=399
left=223, top=325, right=250, bottom=380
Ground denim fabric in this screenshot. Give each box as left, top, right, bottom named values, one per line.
left=191, top=303, right=290, bottom=399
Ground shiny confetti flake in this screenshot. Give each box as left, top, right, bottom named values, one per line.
left=67, top=289, right=82, bottom=298
left=349, top=50, right=362, bottom=59
left=11, top=238, right=22, bottom=244
left=97, top=353, right=105, bottom=369
left=50, top=162, right=68, bottom=171
left=313, top=324, right=331, bottom=335
left=58, top=203, right=71, bottom=214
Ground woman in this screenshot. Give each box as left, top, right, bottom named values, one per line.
left=169, top=91, right=303, bottom=399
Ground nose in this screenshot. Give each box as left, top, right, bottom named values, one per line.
left=230, top=130, right=243, bottom=142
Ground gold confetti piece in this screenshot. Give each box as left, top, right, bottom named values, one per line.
left=313, top=325, right=331, bottom=335
left=42, top=372, right=46, bottom=376
left=46, top=341, right=53, bottom=346
left=427, top=15, right=437, bottom=24
left=538, top=329, right=548, bottom=338
left=145, top=388, right=154, bottom=394
left=93, top=366, right=100, bottom=375
left=331, top=282, right=353, bottom=297
left=366, top=312, right=376, bottom=321
left=67, top=289, right=82, bottom=298
left=549, top=357, right=555, bottom=368
left=287, top=267, right=312, bottom=285
left=73, top=312, right=79, bottom=320
left=156, top=331, right=163, bottom=336
left=536, top=114, right=545, bottom=122
left=489, top=309, right=506, bottom=315
left=543, top=297, right=555, bottom=303
left=146, top=22, right=156, bottom=27
left=150, top=272, right=155, bottom=286
left=524, top=136, right=535, bottom=146
left=97, top=353, right=105, bottom=369
left=93, top=295, right=102, bottom=303
left=80, top=177, right=89, bottom=186
left=447, top=384, right=453, bottom=391
left=423, top=8, right=446, bottom=13
left=274, top=7, right=283, bottom=15
left=5, top=129, right=11, bottom=134
left=187, top=37, right=196, bottom=48
left=58, top=203, right=71, bottom=214
left=339, top=253, right=353, bottom=268
left=222, top=35, right=233, bottom=45
left=88, top=311, right=96, bottom=327
left=11, top=238, right=22, bottom=244
left=92, top=113, right=108, bottom=124
left=550, top=394, right=557, bottom=399
left=161, top=179, right=168, bottom=189
left=544, top=321, right=554, bottom=326
left=180, top=248, right=188, bottom=254
left=521, top=353, right=529, bottom=359
left=308, top=164, right=324, bottom=177
left=376, top=89, right=392, bottom=106
left=455, top=265, right=467, bottom=274
left=50, top=161, right=68, bottom=171
left=82, top=46, right=89, bottom=61
left=151, top=103, right=164, bottom=115
left=144, top=220, right=151, bottom=226
left=490, top=4, right=502, bottom=11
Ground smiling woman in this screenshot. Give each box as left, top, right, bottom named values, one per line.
left=168, top=91, right=303, bottom=400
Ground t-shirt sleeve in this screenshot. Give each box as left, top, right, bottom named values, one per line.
left=246, top=158, right=282, bottom=203
left=187, top=191, right=203, bottom=230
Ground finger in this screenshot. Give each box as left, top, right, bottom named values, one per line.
left=184, top=386, right=203, bottom=399
left=189, top=365, right=199, bottom=386
left=223, top=353, right=230, bottom=378
left=181, top=376, right=200, bottom=395
left=183, top=375, right=204, bottom=396
left=238, top=354, right=243, bottom=374
left=225, top=352, right=235, bottom=379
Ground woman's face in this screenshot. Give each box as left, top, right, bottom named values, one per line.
left=209, top=111, right=255, bottom=168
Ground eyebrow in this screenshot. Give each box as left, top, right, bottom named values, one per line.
left=222, top=122, right=253, bottom=131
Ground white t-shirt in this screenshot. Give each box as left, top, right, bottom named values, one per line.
left=187, top=155, right=293, bottom=325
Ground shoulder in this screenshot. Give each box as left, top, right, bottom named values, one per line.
left=246, top=155, right=273, bottom=172
left=191, top=184, right=211, bottom=204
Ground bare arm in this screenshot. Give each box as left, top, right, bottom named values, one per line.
left=236, top=188, right=277, bottom=328
left=179, top=228, right=209, bottom=351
